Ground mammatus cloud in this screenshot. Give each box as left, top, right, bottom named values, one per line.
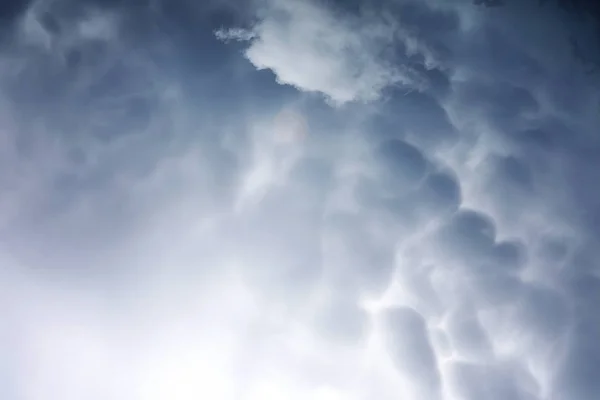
left=1, top=0, right=600, bottom=399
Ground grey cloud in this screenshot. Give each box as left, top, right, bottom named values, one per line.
left=225, top=1, right=600, bottom=399
left=555, top=334, right=600, bottom=400
left=311, top=290, right=369, bottom=344
left=2, top=0, right=600, bottom=399
left=231, top=155, right=338, bottom=304
left=382, top=307, right=441, bottom=399
left=373, top=138, right=428, bottom=196
left=436, top=209, right=497, bottom=260
left=386, top=168, right=462, bottom=227
left=447, top=79, right=540, bottom=144
left=492, top=239, right=527, bottom=271
left=353, top=175, right=387, bottom=211
left=375, top=90, right=459, bottom=148
left=513, top=124, right=565, bottom=154
left=486, top=155, right=534, bottom=192
left=457, top=21, right=546, bottom=85
left=0, top=0, right=31, bottom=24
left=352, top=135, right=461, bottom=237
left=286, top=156, right=334, bottom=207
left=511, top=284, right=571, bottom=342
left=0, top=0, right=254, bottom=279
left=475, top=154, right=539, bottom=227
left=394, top=261, right=444, bottom=318
left=447, top=361, right=538, bottom=400
left=426, top=209, right=529, bottom=308
left=469, top=273, right=524, bottom=308
left=554, top=276, right=600, bottom=400
left=430, top=327, right=451, bottom=358
left=444, top=305, right=493, bottom=362
left=322, top=211, right=396, bottom=297
left=419, top=171, right=462, bottom=212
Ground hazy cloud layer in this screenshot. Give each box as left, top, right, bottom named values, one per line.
left=1, top=0, right=599, bottom=399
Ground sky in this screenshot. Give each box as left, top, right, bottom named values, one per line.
left=0, top=0, right=599, bottom=399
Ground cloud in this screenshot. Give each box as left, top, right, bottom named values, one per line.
left=381, top=307, right=442, bottom=400
left=2, top=0, right=600, bottom=400
left=215, top=0, right=430, bottom=105
left=447, top=360, right=538, bottom=400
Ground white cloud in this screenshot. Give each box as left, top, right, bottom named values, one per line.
left=216, top=0, right=427, bottom=105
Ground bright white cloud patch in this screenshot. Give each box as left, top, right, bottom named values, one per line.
left=1, top=0, right=600, bottom=400
left=216, top=0, right=428, bottom=105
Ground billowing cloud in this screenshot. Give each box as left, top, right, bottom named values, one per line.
left=215, top=0, right=433, bottom=105
left=1, top=0, right=600, bottom=399
left=381, top=307, right=442, bottom=400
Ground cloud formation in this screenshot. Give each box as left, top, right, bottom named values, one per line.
left=216, top=0, right=433, bottom=105
left=1, top=0, right=600, bottom=399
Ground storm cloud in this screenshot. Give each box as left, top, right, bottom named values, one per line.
left=0, top=0, right=599, bottom=399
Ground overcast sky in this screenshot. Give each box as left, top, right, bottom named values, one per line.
left=1, top=0, right=599, bottom=399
